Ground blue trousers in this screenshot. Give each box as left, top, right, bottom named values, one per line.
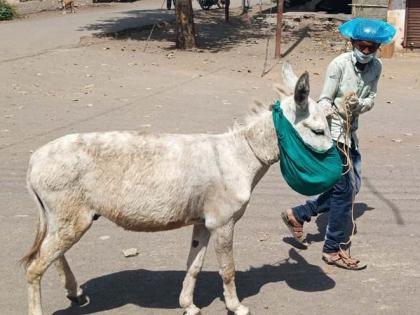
left=292, top=144, right=361, bottom=253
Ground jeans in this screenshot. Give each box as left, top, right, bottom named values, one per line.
left=292, top=144, right=361, bottom=253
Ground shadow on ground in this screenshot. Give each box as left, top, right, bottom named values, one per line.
left=80, top=8, right=276, bottom=51
left=363, top=177, right=405, bottom=225
left=79, top=7, right=348, bottom=54
left=53, top=249, right=334, bottom=314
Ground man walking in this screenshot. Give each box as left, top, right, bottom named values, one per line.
left=282, top=18, right=396, bottom=270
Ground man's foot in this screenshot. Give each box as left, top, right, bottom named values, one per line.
left=281, top=209, right=308, bottom=248
left=322, top=250, right=367, bottom=270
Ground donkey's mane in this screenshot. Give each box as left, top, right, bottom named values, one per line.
left=228, top=101, right=274, bottom=134
left=238, top=81, right=289, bottom=131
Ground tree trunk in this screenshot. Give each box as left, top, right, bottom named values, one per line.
left=175, top=0, right=196, bottom=49
left=225, top=0, right=230, bottom=21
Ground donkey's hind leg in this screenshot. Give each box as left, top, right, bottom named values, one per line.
left=26, top=210, right=93, bottom=315
left=54, top=256, right=87, bottom=305
left=26, top=232, right=68, bottom=315
left=179, top=224, right=210, bottom=315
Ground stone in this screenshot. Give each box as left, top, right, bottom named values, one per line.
left=122, top=248, right=139, bottom=257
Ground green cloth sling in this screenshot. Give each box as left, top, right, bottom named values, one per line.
left=272, top=100, right=342, bottom=196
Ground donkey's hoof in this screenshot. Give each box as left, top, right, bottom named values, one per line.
left=183, top=304, right=201, bottom=315
left=234, top=305, right=250, bottom=315
left=67, top=293, right=88, bottom=305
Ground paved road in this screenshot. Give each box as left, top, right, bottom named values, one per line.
left=1, top=7, right=420, bottom=315
left=0, top=0, right=245, bottom=62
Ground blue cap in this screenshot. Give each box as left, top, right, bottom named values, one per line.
left=339, top=18, right=396, bottom=44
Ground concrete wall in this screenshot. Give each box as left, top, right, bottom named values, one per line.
left=351, top=0, right=388, bottom=19
left=388, top=0, right=406, bottom=50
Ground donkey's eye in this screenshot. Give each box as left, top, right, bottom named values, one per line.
left=311, top=129, right=325, bottom=135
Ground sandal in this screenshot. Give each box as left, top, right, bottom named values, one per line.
left=322, top=250, right=367, bottom=270
left=281, top=209, right=308, bottom=248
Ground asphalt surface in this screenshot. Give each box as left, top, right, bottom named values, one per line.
left=1, top=4, right=420, bottom=315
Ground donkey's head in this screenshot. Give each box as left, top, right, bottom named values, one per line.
left=242, top=63, right=333, bottom=166
left=277, top=62, right=333, bottom=152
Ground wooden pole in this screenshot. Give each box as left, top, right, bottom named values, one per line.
left=275, top=0, right=284, bottom=59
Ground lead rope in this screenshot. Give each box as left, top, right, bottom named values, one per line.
left=331, top=101, right=356, bottom=257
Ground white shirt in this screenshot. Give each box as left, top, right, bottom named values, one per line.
left=318, top=51, right=382, bottom=148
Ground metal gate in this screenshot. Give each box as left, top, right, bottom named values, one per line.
left=405, top=0, right=420, bottom=48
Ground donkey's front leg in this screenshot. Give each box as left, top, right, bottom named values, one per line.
left=180, top=224, right=210, bottom=315
left=214, top=221, right=250, bottom=315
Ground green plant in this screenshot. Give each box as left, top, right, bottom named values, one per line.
left=0, top=0, right=17, bottom=21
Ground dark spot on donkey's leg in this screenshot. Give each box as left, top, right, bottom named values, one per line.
left=192, top=240, right=199, bottom=248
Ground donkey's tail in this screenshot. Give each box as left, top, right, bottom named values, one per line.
left=20, top=182, right=48, bottom=269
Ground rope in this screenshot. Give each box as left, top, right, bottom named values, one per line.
left=261, top=0, right=277, bottom=77
left=331, top=100, right=357, bottom=256
left=144, top=0, right=168, bottom=53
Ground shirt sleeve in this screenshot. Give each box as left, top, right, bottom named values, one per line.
left=355, top=60, right=382, bottom=114
left=318, top=60, right=342, bottom=107
left=318, top=60, right=346, bottom=118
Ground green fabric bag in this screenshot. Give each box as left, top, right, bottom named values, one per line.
left=272, top=100, right=342, bottom=196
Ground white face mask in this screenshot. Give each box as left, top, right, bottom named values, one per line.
left=353, top=48, right=376, bottom=64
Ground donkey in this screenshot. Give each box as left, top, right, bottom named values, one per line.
left=22, top=64, right=332, bottom=315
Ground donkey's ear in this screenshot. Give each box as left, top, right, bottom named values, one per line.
left=294, top=72, right=310, bottom=113
left=282, top=62, right=298, bottom=92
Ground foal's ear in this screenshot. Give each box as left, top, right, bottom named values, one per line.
left=294, top=72, right=310, bottom=113
left=282, top=62, right=298, bottom=91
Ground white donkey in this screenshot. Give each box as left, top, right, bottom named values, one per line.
left=22, top=64, right=332, bottom=315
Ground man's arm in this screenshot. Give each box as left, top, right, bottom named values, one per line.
left=318, top=60, right=342, bottom=117
left=354, top=61, right=382, bottom=114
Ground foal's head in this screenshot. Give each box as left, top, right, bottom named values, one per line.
left=277, top=62, right=333, bottom=152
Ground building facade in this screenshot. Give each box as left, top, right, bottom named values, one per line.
left=388, top=0, right=420, bottom=49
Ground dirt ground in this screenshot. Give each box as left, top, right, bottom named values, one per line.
left=1, top=7, right=420, bottom=315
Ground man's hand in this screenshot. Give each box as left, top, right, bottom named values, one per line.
left=343, top=91, right=359, bottom=112
left=319, top=100, right=334, bottom=118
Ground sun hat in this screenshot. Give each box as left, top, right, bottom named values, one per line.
left=339, top=18, right=396, bottom=44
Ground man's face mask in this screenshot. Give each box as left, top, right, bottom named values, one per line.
left=352, top=40, right=380, bottom=64
left=353, top=47, right=376, bottom=64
